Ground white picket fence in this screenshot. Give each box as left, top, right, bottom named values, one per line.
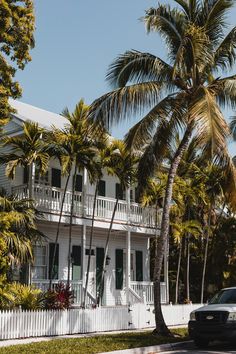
left=0, top=303, right=201, bottom=340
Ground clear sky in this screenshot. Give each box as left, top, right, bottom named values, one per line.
left=15, top=0, right=236, bottom=141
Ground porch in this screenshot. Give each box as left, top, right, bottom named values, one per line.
left=32, top=279, right=167, bottom=306
left=12, top=184, right=161, bottom=228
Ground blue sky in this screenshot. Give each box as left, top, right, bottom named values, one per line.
left=15, top=0, right=236, bottom=141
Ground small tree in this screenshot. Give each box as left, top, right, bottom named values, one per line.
left=0, top=0, right=35, bottom=128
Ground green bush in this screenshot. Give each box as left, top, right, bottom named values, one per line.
left=0, top=282, right=44, bottom=310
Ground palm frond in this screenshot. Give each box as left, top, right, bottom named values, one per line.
left=143, top=4, right=185, bottom=61
left=106, top=50, right=175, bottom=90
left=213, top=27, right=236, bottom=71
left=89, top=82, right=162, bottom=129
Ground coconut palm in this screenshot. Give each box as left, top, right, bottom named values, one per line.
left=50, top=100, right=101, bottom=286
left=1, top=121, right=49, bottom=198
left=89, top=0, right=236, bottom=334
left=96, top=140, right=137, bottom=306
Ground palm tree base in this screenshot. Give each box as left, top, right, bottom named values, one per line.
left=152, top=326, right=173, bottom=337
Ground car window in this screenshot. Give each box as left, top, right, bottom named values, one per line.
left=210, top=289, right=236, bottom=304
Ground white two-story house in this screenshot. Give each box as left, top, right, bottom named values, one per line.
left=0, top=100, right=168, bottom=307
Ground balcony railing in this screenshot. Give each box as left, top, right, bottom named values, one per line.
left=12, top=184, right=161, bottom=228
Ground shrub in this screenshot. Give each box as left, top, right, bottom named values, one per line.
left=44, top=282, right=74, bottom=310
left=0, top=282, right=44, bottom=310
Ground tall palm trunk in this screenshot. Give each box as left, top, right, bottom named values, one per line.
left=175, top=238, right=182, bottom=304
left=67, top=165, right=77, bottom=286
left=186, top=234, right=190, bottom=302
left=49, top=172, right=71, bottom=289
left=83, top=180, right=99, bottom=306
left=153, top=125, right=192, bottom=336
left=97, top=198, right=119, bottom=306
left=200, top=206, right=212, bottom=303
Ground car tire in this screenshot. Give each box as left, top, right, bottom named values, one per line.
left=194, top=337, right=209, bottom=348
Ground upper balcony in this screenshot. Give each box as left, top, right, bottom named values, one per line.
left=12, top=184, right=161, bottom=228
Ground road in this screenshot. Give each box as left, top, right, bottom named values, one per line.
left=161, top=341, right=236, bottom=353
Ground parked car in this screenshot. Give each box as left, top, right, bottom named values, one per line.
left=188, top=287, right=236, bottom=348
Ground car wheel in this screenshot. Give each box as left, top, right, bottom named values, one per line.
left=194, top=337, right=209, bottom=348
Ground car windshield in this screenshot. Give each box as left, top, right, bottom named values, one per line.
left=209, top=289, right=236, bottom=304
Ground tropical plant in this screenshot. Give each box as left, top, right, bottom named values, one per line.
left=89, top=0, right=236, bottom=335
left=0, top=189, right=44, bottom=267
left=171, top=219, right=201, bottom=304
left=44, top=282, right=74, bottom=310
left=49, top=100, right=101, bottom=286
left=96, top=140, right=137, bottom=306
left=1, top=121, right=49, bottom=198
left=0, top=0, right=35, bottom=129
left=0, top=282, right=44, bottom=310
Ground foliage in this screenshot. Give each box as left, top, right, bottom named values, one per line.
left=0, top=189, right=44, bottom=266
left=0, top=328, right=188, bottom=354
left=0, top=0, right=35, bottom=128
left=44, top=282, right=75, bottom=310
left=0, top=282, right=44, bottom=310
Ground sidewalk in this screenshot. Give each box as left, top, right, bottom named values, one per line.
left=100, top=341, right=193, bottom=353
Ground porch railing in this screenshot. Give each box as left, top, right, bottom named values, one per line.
left=32, top=280, right=83, bottom=305
left=131, top=281, right=166, bottom=304
left=12, top=184, right=161, bottom=228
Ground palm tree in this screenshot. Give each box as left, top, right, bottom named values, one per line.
left=89, top=0, right=236, bottom=335
left=1, top=121, right=49, bottom=198
left=50, top=100, right=101, bottom=286
left=83, top=136, right=117, bottom=306
left=171, top=219, right=201, bottom=304
left=96, top=140, right=137, bottom=306
left=0, top=189, right=44, bottom=275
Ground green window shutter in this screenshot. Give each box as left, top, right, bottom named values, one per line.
left=96, top=247, right=104, bottom=293
left=51, top=168, right=61, bottom=188
left=49, top=243, right=59, bottom=279
left=135, top=187, right=139, bottom=203
left=98, top=180, right=106, bottom=196
left=23, top=166, right=29, bottom=184
left=72, top=245, right=81, bottom=280
left=115, top=249, right=123, bottom=289
left=135, top=250, right=143, bottom=281
left=115, top=183, right=125, bottom=200
left=75, top=174, right=83, bottom=192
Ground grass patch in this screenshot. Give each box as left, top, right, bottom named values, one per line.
left=0, top=328, right=188, bottom=354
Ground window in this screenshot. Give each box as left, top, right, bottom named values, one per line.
left=31, top=245, right=47, bottom=280
left=72, top=245, right=81, bottom=280
left=98, top=180, right=106, bottom=197
left=35, top=166, right=49, bottom=185
left=23, top=166, right=29, bottom=184
left=123, top=250, right=143, bottom=282
left=115, top=183, right=125, bottom=200
left=51, top=168, right=61, bottom=188
left=49, top=243, right=59, bottom=279
left=75, top=174, right=83, bottom=192
left=115, top=249, right=123, bottom=289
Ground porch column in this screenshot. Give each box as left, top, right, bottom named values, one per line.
left=83, top=168, right=88, bottom=217
left=126, top=186, right=131, bottom=305
left=81, top=224, right=86, bottom=290
left=28, top=162, right=35, bottom=285
left=126, top=230, right=131, bottom=305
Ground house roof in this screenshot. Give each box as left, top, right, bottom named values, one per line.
left=9, top=99, right=67, bottom=130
